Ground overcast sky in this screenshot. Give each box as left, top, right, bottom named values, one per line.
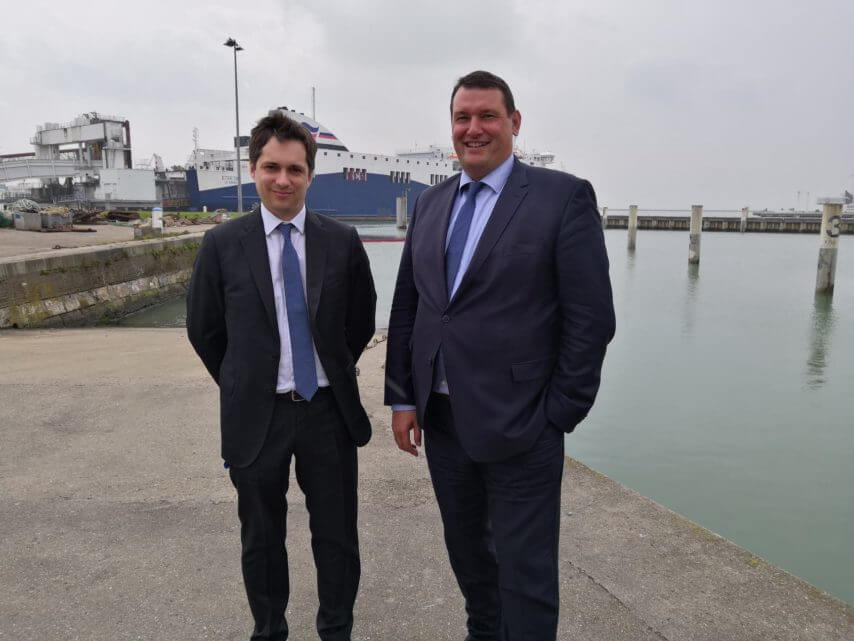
left=2, top=0, right=852, bottom=209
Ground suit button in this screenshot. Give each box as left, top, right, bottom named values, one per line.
left=442, top=315, right=450, bottom=323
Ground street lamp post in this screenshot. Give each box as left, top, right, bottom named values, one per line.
left=224, top=37, right=244, bottom=215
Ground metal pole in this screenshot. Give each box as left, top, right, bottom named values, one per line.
left=233, top=46, right=243, bottom=216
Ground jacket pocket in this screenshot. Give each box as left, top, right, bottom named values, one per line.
left=499, top=242, right=539, bottom=256
left=511, top=357, right=555, bottom=382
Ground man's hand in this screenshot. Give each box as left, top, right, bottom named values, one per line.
left=392, top=410, right=422, bottom=456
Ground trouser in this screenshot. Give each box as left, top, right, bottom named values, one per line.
left=228, top=389, right=360, bottom=641
left=424, top=393, right=564, bottom=641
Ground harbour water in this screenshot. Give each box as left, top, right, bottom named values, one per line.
left=120, top=227, right=853, bottom=604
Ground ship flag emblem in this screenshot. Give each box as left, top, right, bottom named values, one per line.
left=301, top=122, right=320, bottom=139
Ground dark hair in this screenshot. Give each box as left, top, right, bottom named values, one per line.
left=450, top=70, right=516, bottom=116
left=248, top=111, right=317, bottom=174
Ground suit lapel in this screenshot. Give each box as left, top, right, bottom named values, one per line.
left=432, top=176, right=462, bottom=303
left=451, top=160, right=529, bottom=303
left=239, top=211, right=278, bottom=330
left=304, top=210, right=327, bottom=322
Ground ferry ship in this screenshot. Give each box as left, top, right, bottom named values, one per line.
left=186, top=107, right=555, bottom=218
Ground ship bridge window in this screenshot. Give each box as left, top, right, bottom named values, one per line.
left=345, top=167, right=368, bottom=182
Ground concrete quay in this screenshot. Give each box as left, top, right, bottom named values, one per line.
left=0, top=224, right=215, bottom=260
left=0, top=329, right=850, bottom=641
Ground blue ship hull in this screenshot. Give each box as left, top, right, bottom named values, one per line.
left=187, top=169, right=430, bottom=218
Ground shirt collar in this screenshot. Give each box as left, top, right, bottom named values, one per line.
left=459, top=152, right=515, bottom=196
left=261, top=204, right=307, bottom=237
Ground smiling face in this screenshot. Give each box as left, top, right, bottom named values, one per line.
left=451, top=86, right=521, bottom=181
left=250, top=137, right=312, bottom=221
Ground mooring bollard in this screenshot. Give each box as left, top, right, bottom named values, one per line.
left=602, top=206, right=608, bottom=229
left=627, top=205, right=638, bottom=250
left=740, top=207, right=749, bottom=233
left=395, top=195, right=408, bottom=230
left=689, top=205, right=703, bottom=264
left=816, top=199, right=843, bottom=294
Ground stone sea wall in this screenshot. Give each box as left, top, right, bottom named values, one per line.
left=0, top=233, right=203, bottom=328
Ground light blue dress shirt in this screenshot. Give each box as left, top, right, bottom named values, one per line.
left=393, top=152, right=515, bottom=411
left=445, top=153, right=515, bottom=298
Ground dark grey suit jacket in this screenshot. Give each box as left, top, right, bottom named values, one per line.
left=385, top=160, right=615, bottom=462
left=187, top=209, right=376, bottom=468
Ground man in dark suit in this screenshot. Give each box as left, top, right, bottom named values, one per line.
left=385, top=71, right=615, bottom=640
left=187, top=111, right=376, bottom=641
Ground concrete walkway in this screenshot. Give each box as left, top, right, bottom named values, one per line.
left=0, top=224, right=215, bottom=259
left=0, top=328, right=850, bottom=640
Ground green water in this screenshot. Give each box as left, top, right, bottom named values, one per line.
left=120, top=228, right=853, bottom=604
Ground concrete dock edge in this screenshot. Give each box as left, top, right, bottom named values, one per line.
left=0, top=329, right=850, bottom=640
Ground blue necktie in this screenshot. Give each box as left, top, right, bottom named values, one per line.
left=434, top=181, right=485, bottom=392
left=445, top=181, right=485, bottom=296
left=279, top=223, right=318, bottom=400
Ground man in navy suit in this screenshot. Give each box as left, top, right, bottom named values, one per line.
left=385, top=71, right=615, bottom=640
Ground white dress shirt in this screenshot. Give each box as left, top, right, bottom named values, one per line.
left=260, top=204, right=330, bottom=393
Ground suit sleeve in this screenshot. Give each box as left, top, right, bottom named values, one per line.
left=546, top=179, right=616, bottom=431
left=186, top=230, right=227, bottom=384
left=384, top=197, right=420, bottom=406
left=345, top=226, right=377, bottom=363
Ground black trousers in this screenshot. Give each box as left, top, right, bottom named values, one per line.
left=228, top=389, right=360, bottom=641
left=424, top=393, right=565, bottom=641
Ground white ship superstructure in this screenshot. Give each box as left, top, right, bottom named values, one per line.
left=186, top=107, right=557, bottom=217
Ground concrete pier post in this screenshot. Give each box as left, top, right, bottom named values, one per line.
left=689, top=205, right=703, bottom=264
left=740, top=207, right=749, bottom=233
left=395, top=195, right=408, bottom=230
left=627, top=205, right=638, bottom=250
left=602, top=206, right=608, bottom=229
left=816, top=200, right=843, bottom=294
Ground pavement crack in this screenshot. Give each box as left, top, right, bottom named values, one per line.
left=565, top=558, right=671, bottom=641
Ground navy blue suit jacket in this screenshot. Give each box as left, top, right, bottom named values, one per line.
left=385, top=159, right=615, bottom=462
